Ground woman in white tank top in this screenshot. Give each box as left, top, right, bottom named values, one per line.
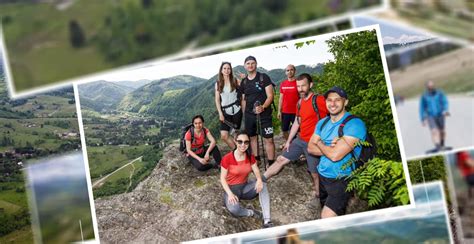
left=214, top=62, right=243, bottom=149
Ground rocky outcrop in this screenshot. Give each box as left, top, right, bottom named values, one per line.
left=456, top=191, right=474, bottom=239
left=95, top=136, right=367, bottom=243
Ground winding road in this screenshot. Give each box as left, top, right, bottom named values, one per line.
left=92, top=156, right=142, bottom=188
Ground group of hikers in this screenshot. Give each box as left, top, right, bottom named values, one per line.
left=183, top=56, right=368, bottom=228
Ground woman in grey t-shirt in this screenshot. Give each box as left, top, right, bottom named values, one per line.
left=214, top=62, right=242, bottom=149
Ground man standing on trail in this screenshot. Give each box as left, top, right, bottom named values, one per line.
left=264, top=73, right=327, bottom=199
left=277, top=64, right=299, bottom=146
left=238, top=56, right=276, bottom=166
left=419, top=80, right=449, bottom=153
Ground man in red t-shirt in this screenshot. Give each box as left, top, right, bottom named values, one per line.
left=264, top=73, right=327, bottom=198
left=456, top=151, right=474, bottom=198
left=278, top=64, right=299, bottom=143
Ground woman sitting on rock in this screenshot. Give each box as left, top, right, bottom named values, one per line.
left=220, top=131, right=273, bottom=228
left=185, top=115, right=222, bottom=171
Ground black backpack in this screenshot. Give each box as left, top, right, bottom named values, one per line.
left=296, top=93, right=328, bottom=124
left=320, top=115, right=377, bottom=170
left=242, top=73, right=277, bottom=111
left=179, top=124, right=207, bottom=153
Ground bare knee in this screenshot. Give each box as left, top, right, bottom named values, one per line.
left=221, top=132, right=229, bottom=141
left=321, top=206, right=337, bottom=219
left=276, top=155, right=290, bottom=166
left=264, top=137, right=274, bottom=144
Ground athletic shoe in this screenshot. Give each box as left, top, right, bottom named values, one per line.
left=262, top=221, right=274, bottom=228
left=246, top=204, right=262, bottom=219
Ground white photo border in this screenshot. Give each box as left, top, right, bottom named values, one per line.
left=74, top=24, right=416, bottom=243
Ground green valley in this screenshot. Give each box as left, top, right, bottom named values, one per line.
left=0, top=72, right=81, bottom=240
left=0, top=0, right=380, bottom=90
left=79, top=65, right=324, bottom=198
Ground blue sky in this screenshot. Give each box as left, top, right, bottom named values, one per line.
left=353, top=16, right=433, bottom=44
left=26, top=152, right=87, bottom=184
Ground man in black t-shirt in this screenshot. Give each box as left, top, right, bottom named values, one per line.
left=239, top=56, right=275, bottom=166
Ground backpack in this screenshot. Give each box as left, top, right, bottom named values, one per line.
left=179, top=124, right=207, bottom=153
left=242, top=73, right=277, bottom=111
left=320, top=115, right=377, bottom=170
left=296, top=93, right=328, bottom=124
left=218, top=80, right=242, bottom=115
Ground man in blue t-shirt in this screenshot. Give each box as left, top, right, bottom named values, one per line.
left=419, top=80, right=449, bottom=153
left=308, top=86, right=366, bottom=219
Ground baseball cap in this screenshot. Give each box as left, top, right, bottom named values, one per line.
left=244, top=56, right=257, bottom=63
left=324, top=86, right=348, bottom=99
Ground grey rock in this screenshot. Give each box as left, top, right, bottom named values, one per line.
left=95, top=135, right=367, bottom=243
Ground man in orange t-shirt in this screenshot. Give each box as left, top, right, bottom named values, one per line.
left=264, top=73, right=327, bottom=198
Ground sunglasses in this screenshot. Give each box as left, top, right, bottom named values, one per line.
left=236, top=140, right=250, bottom=146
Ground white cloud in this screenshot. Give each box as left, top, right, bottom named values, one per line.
left=383, top=34, right=431, bottom=44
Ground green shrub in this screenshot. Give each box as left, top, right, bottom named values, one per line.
left=346, top=158, right=409, bottom=208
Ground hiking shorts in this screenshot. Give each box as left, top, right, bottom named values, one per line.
left=244, top=113, right=273, bottom=138
left=220, top=110, right=243, bottom=132
left=282, top=137, right=319, bottom=173
left=427, top=115, right=445, bottom=130
left=319, top=175, right=352, bottom=216
left=466, top=174, right=474, bottom=187
left=281, top=113, right=295, bottom=132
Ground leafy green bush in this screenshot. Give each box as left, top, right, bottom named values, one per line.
left=346, top=158, right=409, bottom=208
left=317, top=30, right=407, bottom=208
left=319, top=29, right=400, bottom=161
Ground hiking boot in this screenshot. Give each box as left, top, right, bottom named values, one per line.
left=262, top=221, right=274, bottom=228
left=246, top=204, right=262, bottom=219
left=308, top=197, right=321, bottom=210
left=299, top=154, right=306, bottom=162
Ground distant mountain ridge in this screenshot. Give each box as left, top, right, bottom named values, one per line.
left=384, top=38, right=435, bottom=53
left=80, top=64, right=325, bottom=124
left=79, top=81, right=134, bottom=112
left=117, top=75, right=208, bottom=112
left=116, top=79, right=153, bottom=89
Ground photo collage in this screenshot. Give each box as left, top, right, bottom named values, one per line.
left=0, top=0, right=473, bottom=243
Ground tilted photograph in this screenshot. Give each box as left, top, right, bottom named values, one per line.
left=77, top=26, right=412, bottom=242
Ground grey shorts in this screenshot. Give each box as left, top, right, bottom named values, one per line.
left=282, top=137, right=319, bottom=173
left=427, top=115, right=445, bottom=130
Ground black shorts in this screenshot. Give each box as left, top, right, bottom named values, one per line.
left=466, top=174, right=474, bottom=187
left=319, top=175, right=352, bottom=216
left=281, top=113, right=295, bottom=132
left=220, top=110, right=243, bottom=131
left=244, top=113, right=273, bottom=138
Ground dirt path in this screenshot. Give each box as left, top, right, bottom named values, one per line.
left=92, top=156, right=142, bottom=188
left=396, top=96, right=474, bottom=158
left=56, top=0, right=77, bottom=11
left=126, top=163, right=136, bottom=192
left=389, top=47, right=474, bottom=96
